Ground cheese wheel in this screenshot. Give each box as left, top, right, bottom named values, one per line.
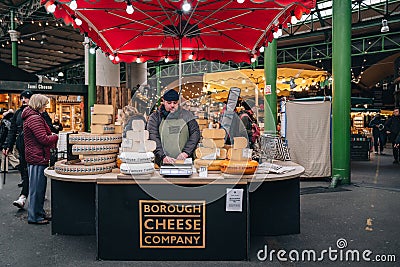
left=126, top=130, right=149, bottom=141
left=54, top=160, right=115, bottom=175
left=131, top=119, right=145, bottom=131
left=93, top=104, right=114, bottom=115
left=202, top=138, right=225, bottom=148
left=202, top=128, right=226, bottom=139
left=119, top=152, right=154, bottom=164
left=120, top=163, right=154, bottom=175
left=220, top=160, right=258, bottom=175
left=72, top=144, right=120, bottom=155
left=194, top=159, right=223, bottom=171
left=195, top=147, right=227, bottom=160
left=227, top=148, right=252, bottom=161
left=81, top=154, right=117, bottom=165
left=92, top=114, right=113, bottom=124
left=120, top=139, right=156, bottom=152
left=91, top=124, right=115, bottom=134
left=233, top=137, right=248, bottom=149
left=69, top=133, right=122, bottom=144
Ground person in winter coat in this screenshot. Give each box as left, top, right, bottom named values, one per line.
left=22, top=94, right=58, bottom=224
left=2, top=89, right=33, bottom=209
left=147, top=89, right=200, bottom=166
left=0, top=109, right=19, bottom=171
left=385, top=108, right=400, bottom=164
left=369, top=114, right=387, bottom=155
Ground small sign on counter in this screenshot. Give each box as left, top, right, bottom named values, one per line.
left=226, top=188, right=243, bottom=212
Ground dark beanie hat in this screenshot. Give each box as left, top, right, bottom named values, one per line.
left=163, top=89, right=179, bottom=101
left=20, top=89, right=33, bottom=99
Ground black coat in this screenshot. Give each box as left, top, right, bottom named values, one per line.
left=3, top=105, right=27, bottom=151
left=385, top=115, right=400, bottom=143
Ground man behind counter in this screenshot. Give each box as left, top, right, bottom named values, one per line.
left=147, top=89, right=200, bottom=166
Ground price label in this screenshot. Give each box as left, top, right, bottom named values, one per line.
left=199, top=166, right=208, bottom=178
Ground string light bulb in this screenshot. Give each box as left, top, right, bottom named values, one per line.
left=259, top=46, right=264, bottom=53
left=182, top=1, right=191, bottom=12
left=136, top=57, right=141, bottom=63
left=126, top=0, right=134, bottom=15
left=46, top=2, right=57, bottom=13
left=237, top=0, right=245, bottom=3
left=69, top=0, right=77, bottom=11
left=290, top=10, right=298, bottom=24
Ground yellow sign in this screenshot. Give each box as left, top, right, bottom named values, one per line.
left=139, top=200, right=206, bottom=248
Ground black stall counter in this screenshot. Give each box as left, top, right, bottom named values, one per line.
left=45, top=161, right=304, bottom=261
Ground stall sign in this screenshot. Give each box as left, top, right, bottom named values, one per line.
left=139, top=200, right=206, bottom=248
left=27, top=84, right=53, bottom=90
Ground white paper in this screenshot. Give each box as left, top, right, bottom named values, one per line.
left=226, top=188, right=243, bottom=212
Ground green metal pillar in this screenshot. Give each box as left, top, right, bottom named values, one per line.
left=88, top=48, right=96, bottom=131
left=264, top=40, right=277, bottom=134
left=332, top=0, right=351, bottom=184
left=156, top=65, right=162, bottom=106
left=10, top=9, right=18, bottom=67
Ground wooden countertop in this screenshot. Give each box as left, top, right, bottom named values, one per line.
left=44, top=160, right=304, bottom=185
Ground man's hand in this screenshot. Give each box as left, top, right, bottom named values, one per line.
left=176, top=152, right=188, bottom=160
left=163, top=156, right=175, bottom=164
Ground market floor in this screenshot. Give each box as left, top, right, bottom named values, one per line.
left=0, top=152, right=399, bottom=267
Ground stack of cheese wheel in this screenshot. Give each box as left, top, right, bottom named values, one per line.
left=220, top=136, right=259, bottom=175
left=194, top=128, right=227, bottom=171
left=119, top=119, right=156, bottom=176
left=54, top=132, right=122, bottom=175
left=90, top=104, right=116, bottom=134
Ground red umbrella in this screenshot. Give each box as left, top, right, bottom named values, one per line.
left=42, top=0, right=315, bottom=65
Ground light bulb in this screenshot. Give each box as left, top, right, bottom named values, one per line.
left=182, top=1, right=191, bottom=12
left=109, top=54, right=115, bottom=60
left=188, top=53, right=194, bottom=60
left=136, top=57, right=141, bottom=63
left=126, top=2, right=134, bottom=15
left=47, top=3, right=56, bottom=13
left=237, top=0, right=245, bottom=3
left=290, top=10, right=297, bottom=24
left=89, top=47, right=96, bottom=54
left=164, top=57, right=169, bottom=63
left=74, top=17, right=82, bottom=26
left=251, top=56, right=257, bottom=63
left=115, top=55, right=120, bottom=62
left=69, top=0, right=77, bottom=11
left=259, top=46, right=264, bottom=53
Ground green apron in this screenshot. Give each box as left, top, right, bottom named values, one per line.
left=160, top=118, right=189, bottom=159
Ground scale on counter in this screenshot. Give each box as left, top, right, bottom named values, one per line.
left=160, top=158, right=193, bottom=177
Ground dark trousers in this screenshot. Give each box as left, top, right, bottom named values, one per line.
left=16, top=145, right=29, bottom=197
left=372, top=132, right=386, bottom=152
left=392, top=143, right=399, bottom=162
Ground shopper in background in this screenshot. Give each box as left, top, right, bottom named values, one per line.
left=2, top=90, right=33, bottom=209
left=385, top=108, right=400, bottom=164
left=22, top=94, right=58, bottom=224
left=369, top=113, right=386, bottom=155
left=42, top=111, right=59, bottom=134
left=0, top=109, right=19, bottom=172
left=52, top=117, right=63, bottom=133
left=147, top=89, right=200, bottom=166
